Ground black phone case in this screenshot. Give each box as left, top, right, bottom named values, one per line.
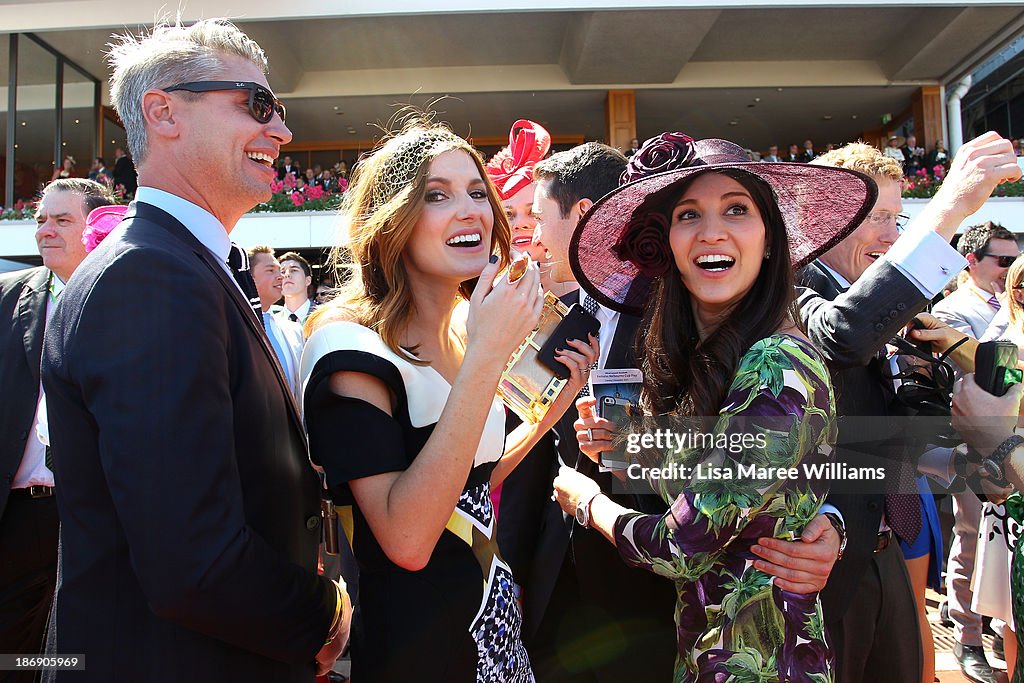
left=975, top=340, right=1018, bottom=397
left=537, top=304, right=600, bottom=379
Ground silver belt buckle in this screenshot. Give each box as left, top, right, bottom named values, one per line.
left=28, top=485, right=53, bottom=498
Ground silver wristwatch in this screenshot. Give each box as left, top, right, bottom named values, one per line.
left=575, top=491, right=603, bottom=528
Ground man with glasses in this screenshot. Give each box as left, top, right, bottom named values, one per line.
left=932, top=220, right=1019, bottom=682
left=40, top=19, right=349, bottom=682
left=797, top=138, right=1020, bottom=682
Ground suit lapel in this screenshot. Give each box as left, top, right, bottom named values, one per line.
left=17, top=268, right=50, bottom=385
left=128, top=203, right=306, bottom=438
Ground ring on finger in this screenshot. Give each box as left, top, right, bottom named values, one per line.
left=587, top=428, right=594, bottom=442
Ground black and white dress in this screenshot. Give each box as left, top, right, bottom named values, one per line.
left=301, top=321, right=533, bottom=682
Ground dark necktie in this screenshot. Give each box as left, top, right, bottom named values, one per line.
left=289, top=313, right=299, bottom=323
left=577, top=294, right=601, bottom=398
left=226, top=244, right=262, bottom=319
left=885, top=467, right=922, bottom=544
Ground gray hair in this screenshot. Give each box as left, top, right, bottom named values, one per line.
left=106, top=18, right=268, bottom=165
left=43, top=178, right=117, bottom=215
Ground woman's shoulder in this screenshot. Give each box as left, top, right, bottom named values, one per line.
left=732, top=333, right=832, bottom=394
left=300, top=316, right=412, bottom=387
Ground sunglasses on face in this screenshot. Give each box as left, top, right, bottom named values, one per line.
left=163, top=81, right=287, bottom=124
left=976, top=252, right=1019, bottom=268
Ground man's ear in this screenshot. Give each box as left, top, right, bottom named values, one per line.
left=965, top=252, right=978, bottom=270
left=141, top=89, right=180, bottom=142
left=304, top=275, right=312, bottom=289
left=574, top=198, right=594, bottom=224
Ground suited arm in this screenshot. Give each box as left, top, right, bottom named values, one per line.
left=798, top=261, right=929, bottom=369
left=65, top=250, right=334, bottom=663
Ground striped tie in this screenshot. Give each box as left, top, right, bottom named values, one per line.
left=988, top=293, right=1001, bottom=311
left=227, top=244, right=262, bottom=319
left=577, top=294, right=600, bottom=398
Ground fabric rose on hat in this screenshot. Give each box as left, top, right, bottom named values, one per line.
left=612, top=210, right=671, bottom=277
left=620, top=132, right=697, bottom=184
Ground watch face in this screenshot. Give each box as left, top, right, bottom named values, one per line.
left=575, top=505, right=587, bottom=526
left=982, top=460, right=1004, bottom=481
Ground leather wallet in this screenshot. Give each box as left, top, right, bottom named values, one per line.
left=497, top=292, right=571, bottom=424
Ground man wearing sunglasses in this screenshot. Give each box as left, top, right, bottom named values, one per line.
left=39, top=19, right=349, bottom=683
left=931, top=220, right=1019, bottom=682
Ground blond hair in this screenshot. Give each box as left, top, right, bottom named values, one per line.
left=307, top=118, right=512, bottom=361
left=107, top=18, right=268, bottom=164
left=812, top=141, right=904, bottom=182
left=1007, top=255, right=1024, bottom=330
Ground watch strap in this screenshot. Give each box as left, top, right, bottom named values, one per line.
left=822, top=512, right=847, bottom=560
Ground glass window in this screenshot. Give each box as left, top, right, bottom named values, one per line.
left=63, top=65, right=97, bottom=187
left=1, top=36, right=9, bottom=207
left=14, top=36, right=57, bottom=204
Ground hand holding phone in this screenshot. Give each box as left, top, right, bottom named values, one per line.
left=537, top=303, right=600, bottom=379
left=974, top=341, right=1022, bottom=396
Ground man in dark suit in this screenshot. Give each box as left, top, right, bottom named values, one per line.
left=798, top=133, right=1018, bottom=682
left=277, top=154, right=301, bottom=180
left=0, top=179, right=114, bottom=680
left=111, top=147, right=137, bottom=197
left=800, top=139, right=817, bottom=162
left=41, top=20, right=349, bottom=682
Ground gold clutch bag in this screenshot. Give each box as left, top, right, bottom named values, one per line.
left=497, top=291, right=571, bottom=424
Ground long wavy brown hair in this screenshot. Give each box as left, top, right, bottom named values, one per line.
left=307, top=118, right=512, bottom=360
left=637, top=168, right=799, bottom=417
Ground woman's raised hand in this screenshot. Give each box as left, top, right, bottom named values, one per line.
left=466, top=256, right=544, bottom=363
left=573, top=396, right=617, bottom=464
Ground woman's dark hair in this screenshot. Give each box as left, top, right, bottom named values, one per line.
left=636, top=168, right=798, bottom=417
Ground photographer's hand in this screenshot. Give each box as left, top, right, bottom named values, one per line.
left=951, top=374, right=1023, bottom=453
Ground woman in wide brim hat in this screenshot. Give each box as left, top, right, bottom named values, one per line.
left=552, top=132, right=876, bottom=682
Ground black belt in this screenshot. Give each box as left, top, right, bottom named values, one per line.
left=10, top=485, right=54, bottom=499
left=874, top=529, right=893, bottom=553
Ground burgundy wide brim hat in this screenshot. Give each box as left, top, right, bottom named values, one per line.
left=569, top=136, right=878, bottom=316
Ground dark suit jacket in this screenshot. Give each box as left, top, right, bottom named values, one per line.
left=512, top=289, right=677, bottom=681
left=41, top=202, right=335, bottom=682
left=0, top=266, right=49, bottom=519
left=112, top=156, right=137, bottom=195
left=798, top=259, right=931, bottom=623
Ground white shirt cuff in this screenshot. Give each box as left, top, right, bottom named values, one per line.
left=818, top=503, right=843, bottom=526
left=885, top=228, right=967, bottom=299
left=918, top=446, right=957, bottom=488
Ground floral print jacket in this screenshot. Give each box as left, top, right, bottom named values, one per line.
left=614, top=335, right=837, bottom=683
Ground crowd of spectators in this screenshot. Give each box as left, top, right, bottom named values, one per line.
left=272, top=155, right=349, bottom=198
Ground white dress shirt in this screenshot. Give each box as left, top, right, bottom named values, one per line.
left=13, top=274, right=63, bottom=489
left=134, top=187, right=243, bottom=296
left=276, top=298, right=313, bottom=325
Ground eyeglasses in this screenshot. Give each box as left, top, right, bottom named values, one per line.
left=976, top=252, right=1019, bottom=268
left=163, top=81, right=286, bottom=124
left=864, top=211, right=910, bottom=231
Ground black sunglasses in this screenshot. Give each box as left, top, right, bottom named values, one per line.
left=163, top=81, right=286, bottom=124
left=976, top=252, right=1019, bottom=268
